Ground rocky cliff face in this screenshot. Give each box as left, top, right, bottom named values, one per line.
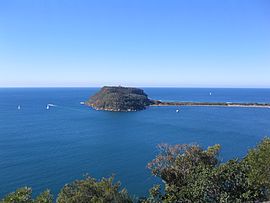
left=86, top=86, right=153, bottom=111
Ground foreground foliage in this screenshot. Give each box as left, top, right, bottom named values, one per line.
left=57, top=176, right=132, bottom=203
left=0, top=187, right=53, bottom=203
left=0, top=176, right=131, bottom=203
left=1, top=137, right=269, bottom=203
left=144, top=137, right=270, bottom=202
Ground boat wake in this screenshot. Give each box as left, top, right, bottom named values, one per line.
left=47, top=104, right=90, bottom=113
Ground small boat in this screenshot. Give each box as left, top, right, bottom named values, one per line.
left=17, top=105, right=21, bottom=110
left=46, top=105, right=50, bottom=110
left=80, top=102, right=85, bottom=105
left=176, top=109, right=179, bottom=113
left=209, top=92, right=212, bottom=96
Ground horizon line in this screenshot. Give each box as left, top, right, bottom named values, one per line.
left=1, top=86, right=270, bottom=89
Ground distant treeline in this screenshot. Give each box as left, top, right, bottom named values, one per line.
left=151, top=100, right=270, bottom=108
left=1, top=137, right=270, bottom=203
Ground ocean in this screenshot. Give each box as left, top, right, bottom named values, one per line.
left=0, top=88, right=270, bottom=198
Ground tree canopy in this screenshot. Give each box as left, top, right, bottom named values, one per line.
left=144, top=138, right=270, bottom=202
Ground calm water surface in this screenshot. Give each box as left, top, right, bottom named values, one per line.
left=0, top=88, right=270, bottom=197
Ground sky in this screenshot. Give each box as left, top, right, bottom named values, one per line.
left=0, top=0, right=270, bottom=87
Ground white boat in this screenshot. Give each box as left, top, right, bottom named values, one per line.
left=176, top=109, right=179, bottom=113
left=17, top=105, right=21, bottom=110
left=80, top=102, right=85, bottom=105
left=46, top=105, right=50, bottom=110
left=209, top=92, right=212, bottom=96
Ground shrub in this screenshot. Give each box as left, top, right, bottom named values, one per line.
left=1, top=187, right=52, bottom=203
left=146, top=139, right=270, bottom=202
left=56, top=176, right=132, bottom=203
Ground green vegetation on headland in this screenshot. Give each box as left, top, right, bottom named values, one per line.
left=86, top=86, right=153, bottom=111
left=152, top=100, right=270, bottom=108
left=1, top=137, right=270, bottom=203
left=86, top=86, right=270, bottom=112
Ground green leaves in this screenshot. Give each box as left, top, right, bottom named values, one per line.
left=147, top=139, right=270, bottom=202
left=1, top=187, right=32, bottom=203
left=1, top=187, right=53, bottom=203
left=0, top=176, right=131, bottom=203
left=56, top=176, right=132, bottom=203
left=34, top=190, right=53, bottom=203
left=245, top=137, right=270, bottom=188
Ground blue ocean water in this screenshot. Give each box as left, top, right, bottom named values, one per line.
left=0, top=88, right=270, bottom=198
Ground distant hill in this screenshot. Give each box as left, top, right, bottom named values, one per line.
left=86, top=86, right=153, bottom=111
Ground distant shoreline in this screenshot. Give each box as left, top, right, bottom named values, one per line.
left=150, top=101, right=270, bottom=108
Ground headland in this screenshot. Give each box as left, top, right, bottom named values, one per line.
left=86, top=86, right=270, bottom=111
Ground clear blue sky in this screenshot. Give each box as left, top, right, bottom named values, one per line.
left=0, top=0, right=269, bottom=87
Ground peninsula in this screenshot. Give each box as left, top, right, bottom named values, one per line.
left=86, top=86, right=270, bottom=111
left=151, top=100, right=270, bottom=108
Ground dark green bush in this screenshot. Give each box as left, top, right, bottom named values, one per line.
left=145, top=138, right=270, bottom=202
left=0, top=187, right=52, bottom=203
left=56, top=176, right=132, bottom=203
